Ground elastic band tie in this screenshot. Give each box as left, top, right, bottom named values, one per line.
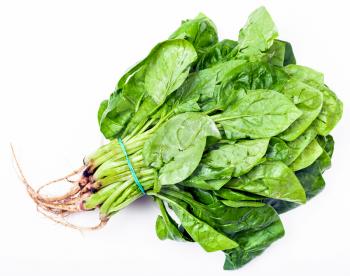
left=117, top=137, right=146, bottom=195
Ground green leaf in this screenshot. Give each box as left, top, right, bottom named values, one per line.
left=99, top=39, right=197, bottom=139
left=160, top=187, right=284, bottom=269
left=282, top=40, right=296, bottom=66
left=216, top=90, right=302, bottom=139
left=162, top=188, right=280, bottom=242
left=194, top=39, right=238, bottom=70
left=224, top=220, right=284, bottom=270
left=317, top=135, right=334, bottom=157
left=265, top=135, right=333, bottom=214
left=155, top=199, right=188, bottom=241
left=265, top=40, right=285, bottom=67
left=116, top=58, right=148, bottom=91
left=283, top=65, right=343, bottom=135
left=98, top=67, right=146, bottom=139
left=168, top=59, right=246, bottom=114
left=170, top=13, right=218, bottom=52
left=226, top=161, right=306, bottom=203
left=214, top=189, right=263, bottom=201
left=143, top=112, right=220, bottom=185
left=221, top=62, right=277, bottom=91
left=237, top=7, right=278, bottom=59
left=97, top=99, right=108, bottom=126
left=283, top=64, right=324, bottom=84
left=183, top=139, right=269, bottom=190
left=118, top=13, right=216, bottom=91
left=191, top=188, right=219, bottom=205
left=264, top=40, right=296, bottom=67
left=170, top=203, right=238, bottom=252
left=153, top=193, right=238, bottom=252
left=313, top=84, right=343, bottom=136
left=267, top=126, right=317, bottom=164
left=124, top=39, right=198, bottom=134
left=163, top=187, right=280, bottom=237
left=278, top=79, right=323, bottom=141
left=221, top=200, right=265, bottom=208
left=145, top=40, right=197, bottom=105
left=290, top=139, right=323, bottom=171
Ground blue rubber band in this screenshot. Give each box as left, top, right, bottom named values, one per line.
left=118, top=137, right=146, bottom=195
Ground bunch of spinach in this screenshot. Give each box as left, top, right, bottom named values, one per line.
left=28, top=6, right=342, bottom=270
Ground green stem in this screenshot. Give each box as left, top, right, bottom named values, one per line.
left=83, top=182, right=119, bottom=210
left=93, top=143, right=143, bottom=168
left=99, top=168, right=154, bottom=188
left=93, top=153, right=143, bottom=179
left=99, top=179, right=134, bottom=215
left=156, top=198, right=172, bottom=225
left=161, top=187, right=205, bottom=210
left=122, top=120, right=144, bottom=139
left=137, top=116, right=157, bottom=135
left=106, top=194, right=142, bottom=217
left=106, top=179, right=155, bottom=215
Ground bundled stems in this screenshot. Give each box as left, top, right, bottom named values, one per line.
left=11, top=108, right=232, bottom=230
left=12, top=110, right=233, bottom=230
left=11, top=114, right=165, bottom=229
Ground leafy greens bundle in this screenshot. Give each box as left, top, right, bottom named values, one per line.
left=22, top=7, right=342, bottom=270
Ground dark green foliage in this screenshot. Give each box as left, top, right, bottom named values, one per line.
left=87, top=6, right=342, bottom=271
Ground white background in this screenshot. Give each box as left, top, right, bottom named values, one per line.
left=1, top=0, right=350, bottom=275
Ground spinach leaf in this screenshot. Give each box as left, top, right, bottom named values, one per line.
left=201, top=61, right=283, bottom=112
left=116, top=58, right=148, bottom=91
left=99, top=39, right=197, bottom=138
left=297, top=154, right=329, bottom=197
left=125, top=39, right=198, bottom=134
left=224, top=220, right=284, bottom=270
left=170, top=13, right=218, bottom=52
left=190, top=188, right=219, bottom=205
left=265, top=40, right=285, bottom=67
left=226, top=161, right=306, bottom=203
left=262, top=198, right=298, bottom=214
left=283, top=64, right=324, bottom=84
left=162, top=187, right=281, bottom=239
left=266, top=40, right=296, bottom=67
left=144, top=40, right=198, bottom=105
left=194, top=39, right=238, bottom=70
left=290, top=139, right=323, bottom=171
left=267, top=126, right=317, bottom=164
left=282, top=40, right=296, bottom=66
left=296, top=135, right=333, bottom=198
left=182, top=139, right=269, bottom=190
left=117, top=12, right=218, bottom=91
left=166, top=59, right=246, bottom=114
left=215, top=90, right=302, bottom=139
left=170, top=203, right=238, bottom=252
left=237, top=7, right=278, bottom=59
left=214, top=188, right=263, bottom=201
left=155, top=198, right=189, bottom=241
left=265, top=135, right=334, bottom=213
left=152, top=192, right=239, bottom=252
left=265, top=156, right=327, bottom=214
left=221, top=200, right=265, bottom=208
left=98, top=66, right=146, bottom=139
left=313, top=84, right=343, bottom=136
left=278, top=79, right=323, bottom=141
left=283, top=65, right=343, bottom=135
left=317, top=135, right=334, bottom=157
left=160, top=187, right=284, bottom=268
left=143, top=112, right=220, bottom=185
left=220, top=62, right=277, bottom=91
